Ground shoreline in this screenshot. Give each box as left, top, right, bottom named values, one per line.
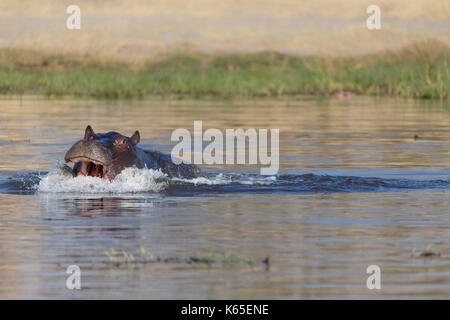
left=0, top=40, right=448, bottom=100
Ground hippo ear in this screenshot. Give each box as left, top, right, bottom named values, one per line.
left=84, top=125, right=95, bottom=140
left=130, top=130, right=140, bottom=146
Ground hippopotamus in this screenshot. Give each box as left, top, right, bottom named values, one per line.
left=64, top=125, right=200, bottom=180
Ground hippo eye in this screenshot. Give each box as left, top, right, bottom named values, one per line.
left=114, top=136, right=128, bottom=148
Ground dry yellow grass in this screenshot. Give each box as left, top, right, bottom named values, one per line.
left=1, top=0, right=449, bottom=20
left=0, top=0, right=448, bottom=60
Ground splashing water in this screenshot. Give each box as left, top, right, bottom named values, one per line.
left=37, top=162, right=169, bottom=193
left=1, top=161, right=449, bottom=195
left=35, top=162, right=281, bottom=194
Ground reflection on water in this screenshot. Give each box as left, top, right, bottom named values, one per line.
left=0, top=97, right=450, bottom=299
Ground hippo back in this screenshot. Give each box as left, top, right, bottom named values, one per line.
left=143, top=150, right=201, bottom=178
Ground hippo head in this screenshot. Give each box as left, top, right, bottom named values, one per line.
left=64, top=125, right=140, bottom=180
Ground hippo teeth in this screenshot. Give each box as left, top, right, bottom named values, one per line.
left=76, top=161, right=107, bottom=179
left=69, top=156, right=109, bottom=179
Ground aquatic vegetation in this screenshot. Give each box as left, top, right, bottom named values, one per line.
left=0, top=39, right=448, bottom=100
left=103, top=246, right=267, bottom=271
left=412, top=244, right=441, bottom=258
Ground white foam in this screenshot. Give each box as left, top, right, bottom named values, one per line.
left=171, top=173, right=231, bottom=185
left=172, top=173, right=277, bottom=185
left=38, top=162, right=168, bottom=193
left=237, top=175, right=277, bottom=185
left=36, top=162, right=279, bottom=194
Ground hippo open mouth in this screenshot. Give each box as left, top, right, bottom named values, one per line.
left=66, top=156, right=109, bottom=178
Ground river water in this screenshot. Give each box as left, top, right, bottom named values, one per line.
left=0, top=96, right=449, bottom=299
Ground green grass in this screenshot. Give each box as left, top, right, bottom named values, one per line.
left=0, top=40, right=448, bottom=99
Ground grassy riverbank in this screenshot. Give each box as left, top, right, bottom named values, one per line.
left=0, top=40, right=448, bottom=100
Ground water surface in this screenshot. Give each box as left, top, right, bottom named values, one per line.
left=1, top=97, right=450, bottom=299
